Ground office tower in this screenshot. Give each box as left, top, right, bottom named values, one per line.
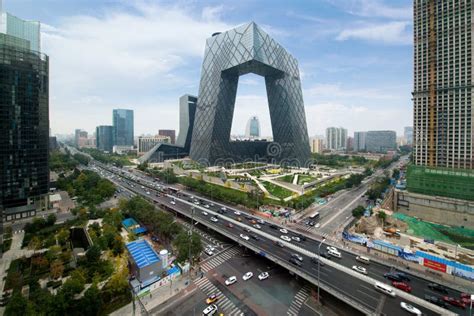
left=96, top=126, right=114, bottom=152
left=74, top=129, right=88, bottom=148
left=138, top=135, right=170, bottom=154
left=408, top=1, right=474, bottom=200
left=245, top=116, right=261, bottom=139
left=353, top=132, right=367, bottom=152
left=189, top=22, right=311, bottom=164
left=113, top=109, right=134, bottom=146
left=346, top=137, right=354, bottom=152
left=176, top=94, right=197, bottom=152
left=158, top=129, right=176, bottom=144
left=404, top=126, right=413, bottom=146
left=365, top=131, right=397, bottom=153
left=325, top=127, right=347, bottom=151
left=310, top=138, right=324, bottom=154
left=0, top=8, right=49, bottom=220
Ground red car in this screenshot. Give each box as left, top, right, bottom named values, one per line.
left=443, top=296, right=466, bottom=309
left=460, top=293, right=472, bottom=305
left=392, top=281, right=412, bottom=293
left=226, top=223, right=234, bottom=228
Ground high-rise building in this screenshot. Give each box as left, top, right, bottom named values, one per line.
left=365, top=131, right=397, bottom=153
left=404, top=126, right=413, bottom=146
left=113, top=109, right=134, bottom=146
left=158, top=130, right=176, bottom=144
left=138, top=135, right=170, bottom=154
left=310, top=137, right=324, bottom=154
left=325, top=127, right=347, bottom=151
left=96, top=126, right=114, bottom=152
left=346, top=137, right=354, bottom=152
left=0, top=8, right=49, bottom=221
left=407, top=1, right=474, bottom=201
left=353, top=132, right=367, bottom=152
left=176, top=94, right=197, bottom=152
left=74, top=129, right=88, bottom=148
left=245, top=116, right=261, bottom=139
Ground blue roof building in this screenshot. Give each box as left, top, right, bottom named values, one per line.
left=122, top=218, right=147, bottom=235
left=126, top=239, right=162, bottom=283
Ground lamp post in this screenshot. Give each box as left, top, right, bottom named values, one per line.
left=317, top=238, right=326, bottom=303
left=188, top=207, right=195, bottom=277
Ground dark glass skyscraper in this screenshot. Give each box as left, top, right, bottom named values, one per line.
left=96, top=125, right=114, bottom=152
left=113, top=109, right=134, bottom=146
left=0, top=19, right=49, bottom=219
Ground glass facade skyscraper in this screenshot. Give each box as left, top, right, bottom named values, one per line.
left=0, top=12, right=40, bottom=52
left=190, top=22, right=310, bottom=164
left=0, top=15, right=49, bottom=220
left=96, top=125, right=114, bottom=153
left=245, top=116, right=260, bottom=139
left=113, top=109, right=134, bottom=146
left=365, top=131, right=397, bottom=153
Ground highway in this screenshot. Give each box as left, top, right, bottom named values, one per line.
left=89, top=161, right=470, bottom=316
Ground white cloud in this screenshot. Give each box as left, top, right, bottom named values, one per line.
left=305, top=83, right=397, bottom=100
left=327, top=0, right=411, bottom=19
left=44, top=2, right=234, bottom=135
left=336, top=21, right=411, bottom=44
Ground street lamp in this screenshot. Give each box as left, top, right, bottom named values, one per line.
left=317, top=238, right=326, bottom=304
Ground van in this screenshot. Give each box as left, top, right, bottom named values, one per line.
left=328, top=249, right=341, bottom=258
left=356, top=256, right=370, bottom=264
left=374, top=282, right=396, bottom=297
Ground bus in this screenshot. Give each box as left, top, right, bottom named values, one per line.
left=309, top=212, right=320, bottom=221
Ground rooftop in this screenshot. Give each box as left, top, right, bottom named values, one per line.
left=126, top=239, right=160, bottom=269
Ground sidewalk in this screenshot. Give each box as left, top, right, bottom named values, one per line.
left=110, top=274, right=195, bottom=316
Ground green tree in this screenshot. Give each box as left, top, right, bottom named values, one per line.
left=5, top=291, right=35, bottom=316
left=28, top=236, right=42, bottom=251
left=378, top=211, right=387, bottom=225
left=352, top=205, right=366, bottom=218
left=86, top=244, right=102, bottom=263
left=78, top=284, right=102, bottom=315
left=173, top=231, right=202, bottom=263
left=50, top=259, right=64, bottom=279
left=56, top=228, right=70, bottom=246
left=111, top=235, right=124, bottom=256
left=46, top=213, right=57, bottom=226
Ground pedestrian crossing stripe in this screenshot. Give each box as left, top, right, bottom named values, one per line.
left=194, top=277, right=243, bottom=315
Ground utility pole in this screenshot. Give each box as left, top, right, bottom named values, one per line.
left=188, top=207, right=195, bottom=277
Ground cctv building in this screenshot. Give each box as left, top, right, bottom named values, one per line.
left=189, top=22, right=311, bottom=165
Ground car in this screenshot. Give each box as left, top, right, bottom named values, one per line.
left=319, top=252, right=331, bottom=259
left=242, top=272, right=253, bottom=281
left=280, top=235, right=291, bottom=242
left=289, top=257, right=302, bottom=266
left=250, top=219, right=257, bottom=225
left=326, top=246, right=338, bottom=252
left=400, top=302, right=422, bottom=315
left=251, top=234, right=260, bottom=241
left=270, top=224, right=278, bottom=229
left=204, top=204, right=210, bottom=208
left=291, top=236, right=301, bottom=242
left=280, top=228, right=288, bottom=234
left=206, top=294, right=218, bottom=304
left=384, top=273, right=402, bottom=282
left=253, top=224, right=261, bottom=229
left=226, top=223, right=234, bottom=228
left=443, top=296, right=466, bottom=309
left=297, top=234, right=306, bottom=241
left=257, top=219, right=265, bottom=224
left=221, top=207, right=227, bottom=212
left=217, top=209, right=225, bottom=214
left=210, top=217, right=218, bottom=222
left=392, top=281, right=411, bottom=293
left=424, top=295, right=448, bottom=308
left=460, top=293, right=473, bottom=304
left=240, top=234, right=250, bottom=241
left=170, top=200, right=176, bottom=205
left=194, top=201, right=200, bottom=205
left=234, top=211, right=241, bottom=215
left=204, top=248, right=214, bottom=256
left=352, top=265, right=367, bottom=275
left=428, top=283, right=449, bottom=294
left=243, top=227, right=251, bottom=233
left=225, top=276, right=237, bottom=285
left=202, top=211, right=208, bottom=216
left=394, top=272, right=410, bottom=282
left=236, top=217, right=242, bottom=222
left=258, top=272, right=269, bottom=280
left=245, top=215, right=252, bottom=220
left=276, top=241, right=285, bottom=247
left=291, top=253, right=303, bottom=262
left=311, top=257, right=324, bottom=266
left=203, top=304, right=218, bottom=315
left=146, top=191, right=150, bottom=195
left=207, top=246, right=216, bottom=252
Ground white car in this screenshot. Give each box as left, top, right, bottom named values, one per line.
left=258, top=272, right=269, bottom=280
left=291, top=236, right=301, bottom=242
left=315, top=223, right=320, bottom=228
left=146, top=191, right=150, bottom=195
left=203, top=304, right=218, bottom=315
left=400, top=302, right=422, bottom=315
left=234, top=211, right=241, bottom=215
left=240, top=234, right=250, bottom=241
left=279, top=228, right=288, bottom=234
left=327, top=246, right=338, bottom=253
left=225, top=276, right=237, bottom=285
left=194, top=201, right=200, bottom=205
left=257, top=219, right=265, bottom=224
left=253, top=224, right=261, bottom=229
left=210, top=217, right=218, bottom=222
left=242, top=272, right=253, bottom=281
left=352, top=265, right=368, bottom=275
left=280, top=235, right=291, bottom=242
left=202, top=211, right=209, bottom=216
left=205, top=248, right=214, bottom=256
left=204, top=204, right=210, bottom=208
left=170, top=200, right=176, bottom=205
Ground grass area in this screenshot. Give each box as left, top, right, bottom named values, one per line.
left=231, top=162, right=267, bottom=169
left=297, top=174, right=317, bottom=185
left=393, top=213, right=474, bottom=249
left=278, top=174, right=294, bottom=183
left=261, top=181, right=294, bottom=199
left=248, top=169, right=264, bottom=177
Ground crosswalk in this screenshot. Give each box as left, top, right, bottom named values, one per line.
left=194, top=276, right=244, bottom=316
left=200, top=247, right=241, bottom=273
left=287, top=285, right=311, bottom=316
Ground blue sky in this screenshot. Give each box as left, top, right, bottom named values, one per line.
left=5, top=0, right=413, bottom=138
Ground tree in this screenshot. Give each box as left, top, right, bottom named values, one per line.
left=86, top=244, right=101, bottom=264
left=378, top=211, right=387, bottom=225
left=111, top=235, right=124, bottom=256
left=50, top=259, right=64, bottom=279
left=173, top=231, right=202, bottom=263
left=46, top=213, right=57, bottom=226
left=56, top=228, right=70, bottom=246
left=4, top=291, right=34, bottom=316
left=352, top=206, right=366, bottom=218
left=28, top=236, right=42, bottom=251
left=78, top=284, right=102, bottom=315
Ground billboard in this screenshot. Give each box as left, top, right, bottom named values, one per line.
left=423, top=258, right=447, bottom=273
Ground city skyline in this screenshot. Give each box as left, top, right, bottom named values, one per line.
left=5, top=0, right=413, bottom=137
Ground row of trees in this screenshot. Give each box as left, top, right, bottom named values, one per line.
left=82, top=148, right=132, bottom=168
left=366, top=176, right=391, bottom=200
left=311, top=153, right=369, bottom=167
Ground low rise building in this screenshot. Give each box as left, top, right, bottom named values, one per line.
left=138, top=135, right=170, bottom=154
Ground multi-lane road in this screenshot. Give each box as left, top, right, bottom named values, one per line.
left=90, top=161, right=470, bottom=316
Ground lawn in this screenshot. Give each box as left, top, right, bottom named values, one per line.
left=297, top=174, right=317, bottom=185
left=261, top=181, right=294, bottom=199
left=278, top=174, right=294, bottom=183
